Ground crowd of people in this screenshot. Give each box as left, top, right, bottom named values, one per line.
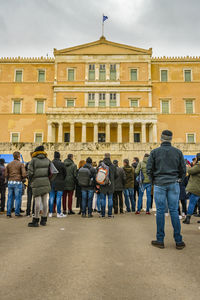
left=0, top=130, right=200, bottom=250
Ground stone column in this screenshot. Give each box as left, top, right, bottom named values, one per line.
left=53, top=92, right=57, bottom=108
left=148, top=91, right=152, bottom=107
left=141, top=123, right=146, bottom=143
left=153, top=123, right=158, bottom=143
left=95, top=93, right=98, bottom=107
left=47, top=122, right=52, bottom=142
left=129, top=122, right=134, bottom=143
left=70, top=122, right=75, bottom=143
left=95, top=64, right=99, bottom=80
left=106, top=64, right=110, bottom=80
left=117, top=123, right=122, bottom=143
left=85, top=64, right=89, bottom=80
left=58, top=122, right=63, bottom=143
left=106, top=123, right=110, bottom=143
left=105, top=93, right=110, bottom=107
left=82, top=122, right=86, bottom=143
left=116, top=93, right=120, bottom=107
left=116, top=64, right=120, bottom=80
left=94, top=122, right=98, bottom=143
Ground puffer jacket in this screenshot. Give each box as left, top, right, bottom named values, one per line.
left=51, top=158, right=67, bottom=191
left=28, top=151, right=51, bottom=197
left=114, top=166, right=126, bottom=191
left=123, top=166, right=134, bottom=189
left=186, top=162, right=200, bottom=196
left=136, top=156, right=150, bottom=184
left=63, top=158, right=77, bottom=190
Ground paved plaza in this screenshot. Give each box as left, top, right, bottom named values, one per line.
left=0, top=210, right=199, bottom=300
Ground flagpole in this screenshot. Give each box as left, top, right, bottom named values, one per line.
left=102, top=13, right=104, bottom=36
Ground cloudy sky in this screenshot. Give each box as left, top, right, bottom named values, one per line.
left=1, top=0, right=200, bottom=58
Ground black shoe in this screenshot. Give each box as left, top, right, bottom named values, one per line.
left=176, top=241, right=186, bottom=250
left=20, top=209, right=25, bottom=213
left=82, top=214, right=86, bottom=218
left=7, top=214, right=12, bottom=218
left=194, top=214, right=200, bottom=217
left=94, top=209, right=97, bottom=212
left=151, top=240, right=165, bottom=249
left=28, top=218, right=39, bottom=227
left=108, top=215, right=114, bottom=218
left=68, top=210, right=75, bottom=215
left=15, top=214, right=23, bottom=218
left=183, top=215, right=191, bottom=224
left=78, top=211, right=82, bottom=215
left=120, top=211, right=125, bottom=214
left=63, top=211, right=67, bottom=215
left=11, top=208, right=15, bottom=212
left=40, top=216, right=47, bottom=226
left=88, top=214, right=93, bottom=218
left=99, top=215, right=105, bottom=218
left=197, top=220, right=200, bottom=223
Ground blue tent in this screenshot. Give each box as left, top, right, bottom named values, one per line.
left=0, top=154, right=25, bottom=164
left=184, top=155, right=195, bottom=163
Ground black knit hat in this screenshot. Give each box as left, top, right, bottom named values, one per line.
left=123, top=159, right=129, bottom=165
left=196, top=153, right=200, bottom=162
left=34, top=145, right=44, bottom=152
left=86, top=157, right=92, bottom=164
left=113, top=160, right=118, bottom=165
left=54, top=151, right=60, bottom=159
left=161, top=130, right=173, bottom=142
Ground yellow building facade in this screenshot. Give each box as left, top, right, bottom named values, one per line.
left=0, top=37, right=199, bottom=162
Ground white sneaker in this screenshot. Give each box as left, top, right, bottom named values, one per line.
left=165, top=213, right=169, bottom=217
left=182, top=213, right=186, bottom=217
left=179, top=215, right=183, bottom=220
left=57, top=213, right=67, bottom=218
left=49, top=213, right=53, bottom=218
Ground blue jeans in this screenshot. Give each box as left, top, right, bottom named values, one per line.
left=124, top=188, right=135, bottom=212
left=82, top=190, right=94, bottom=215
left=49, top=189, right=63, bottom=214
left=137, top=183, right=152, bottom=212
left=7, top=182, right=22, bottom=216
left=97, top=193, right=101, bottom=212
left=100, top=193, right=113, bottom=217
left=187, top=193, right=200, bottom=216
left=154, top=183, right=182, bottom=244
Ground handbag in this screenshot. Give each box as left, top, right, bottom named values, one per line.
left=49, top=162, right=59, bottom=181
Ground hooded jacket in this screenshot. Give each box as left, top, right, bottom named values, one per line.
left=123, top=165, right=134, bottom=189
left=186, top=162, right=200, bottom=196
left=80, top=162, right=97, bottom=191
left=99, top=158, right=117, bottom=195
left=63, top=158, right=77, bottom=190
left=51, top=158, right=67, bottom=191
left=135, top=156, right=151, bottom=184
left=114, top=166, right=126, bottom=192
left=28, top=151, right=51, bottom=197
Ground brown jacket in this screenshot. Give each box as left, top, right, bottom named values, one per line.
left=5, top=159, right=26, bottom=182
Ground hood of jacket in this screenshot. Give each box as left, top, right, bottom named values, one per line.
left=64, top=158, right=74, bottom=167
left=32, top=151, right=47, bottom=159
left=103, top=157, right=112, bottom=167
left=83, top=163, right=92, bottom=170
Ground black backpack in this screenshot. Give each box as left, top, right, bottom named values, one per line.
left=77, top=167, right=91, bottom=187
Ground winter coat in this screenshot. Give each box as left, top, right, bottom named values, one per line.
left=99, top=158, right=118, bottom=195
left=63, top=158, right=77, bottom=191
left=123, top=166, right=134, bottom=189
left=75, top=168, right=82, bottom=204
left=186, top=162, right=200, bottom=196
left=147, top=142, right=186, bottom=186
left=80, top=163, right=97, bottom=191
left=28, top=151, right=51, bottom=197
left=114, top=166, right=126, bottom=191
left=5, top=159, right=26, bottom=182
left=135, top=157, right=151, bottom=184
left=51, top=158, right=67, bottom=191
left=0, top=164, right=5, bottom=185
left=132, top=162, right=139, bottom=189
left=179, top=176, right=189, bottom=200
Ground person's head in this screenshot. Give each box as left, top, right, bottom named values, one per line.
left=133, top=157, right=139, bottom=164
left=92, top=161, right=97, bottom=168
left=54, top=151, right=60, bottom=159
left=98, top=160, right=103, bottom=167
left=78, top=160, right=86, bottom=169
left=123, top=159, right=129, bottom=167
left=68, top=154, right=73, bottom=160
left=0, top=158, right=5, bottom=165
left=196, top=153, right=200, bottom=162
left=104, top=153, right=111, bottom=159
left=86, top=157, right=92, bottom=164
left=30, top=152, right=33, bottom=158
left=160, top=130, right=173, bottom=143
left=113, top=160, right=118, bottom=167
left=34, top=145, right=44, bottom=152
left=13, top=151, right=20, bottom=160
left=144, top=153, right=150, bottom=159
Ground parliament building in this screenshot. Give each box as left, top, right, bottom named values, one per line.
left=0, top=36, right=199, bottom=162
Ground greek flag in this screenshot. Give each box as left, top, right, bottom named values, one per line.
left=103, top=15, right=108, bottom=22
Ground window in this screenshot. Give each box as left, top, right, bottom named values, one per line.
left=98, top=133, right=105, bottom=143
left=88, top=64, right=95, bottom=80
left=64, top=133, right=70, bottom=143
left=36, top=101, right=44, bottom=114
left=11, top=133, right=19, bottom=143
left=110, top=64, right=116, bottom=80
left=38, top=70, right=45, bottom=82
left=160, top=70, right=168, bottom=82
left=35, top=133, right=43, bottom=143
left=13, top=100, right=21, bottom=114
left=185, top=100, right=194, bottom=114
left=161, top=100, right=170, bottom=114
left=99, top=64, right=106, bottom=81
left=88, top=93, right=95, bottom=107
left=130, top=69, right=138, bottom=81
left=187, top=133, right=195, bottom=143
left=99, top=93, right=106, bottom=107
left=130, top=99, right=139, bottom=107
left=68, top=68, right=75, bottom=81
left=184, top=70, right=191, bottom=82
left=66, top=99, right=75, bottom=107
left=134, top=133, right=140, bottom=143
left=109, top=93, right=116, bottom=107
left=15, top=70, right=22, bottom=82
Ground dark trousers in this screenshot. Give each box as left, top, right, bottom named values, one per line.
left=178, top=199, right=187, bottom=215
left=113, top=191, right=123, bottom=214
left=134, top=185, right=139, bottom=204
left=0, top=184, right=6, bottom=212
left=63, top=190, right=74, bottom=212
left=26, top=185, right=34, bottom=215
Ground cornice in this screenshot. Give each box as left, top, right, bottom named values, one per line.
left=0, top=57, right=55, bottom=64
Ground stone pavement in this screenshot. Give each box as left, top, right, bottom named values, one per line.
left=0, top=212, right=199, bottom=300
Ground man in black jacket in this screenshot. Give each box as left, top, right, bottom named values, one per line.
left=0, top=159, right=6, bottom=213
left=113, top=160, right=126, bottom=214
left=147, top=130, right=186, bottom=250
left=49, top=152, right=67, bottom=218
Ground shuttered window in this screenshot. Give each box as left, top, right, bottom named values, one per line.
left=13, top=101, right=21, bottom=114
left=110, top=93, right=116, bottom=106
left=184, top=70, right=191, bottom=82
left=38, top=70, right=45, bottom=82
left=130, top=69, right=137, bottom=81
left=161, top=100, right=169, bottom=114
left=99, top=64, right=106, bottom=81
left=15, top=70, right=22, bottom=82
left=130, top=99, right=139, bottom=107
left=110, top=64, right=116, bottom=80
left=99, top=93, right=106, bottom=107
left=36, top=101, right=44, bottom=114
left=11, top=133, right=19, bottom=143
left=88, top=64, right=95, bottom=80
left=161, top=70, right=168, bottom=82
left=185, top=100, right=193, bottom=114
left=35, top=133, right=43, bottom=143
left=88, top=93, right=95, bottom=107
left=68, top=69, right=75, bottom=81
left=187, top=134, right=195, bottom=143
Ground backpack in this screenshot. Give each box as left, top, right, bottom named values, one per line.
left=96, top=165, right=109, bottom=185
left=77, top=167, right=91, bottom=187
